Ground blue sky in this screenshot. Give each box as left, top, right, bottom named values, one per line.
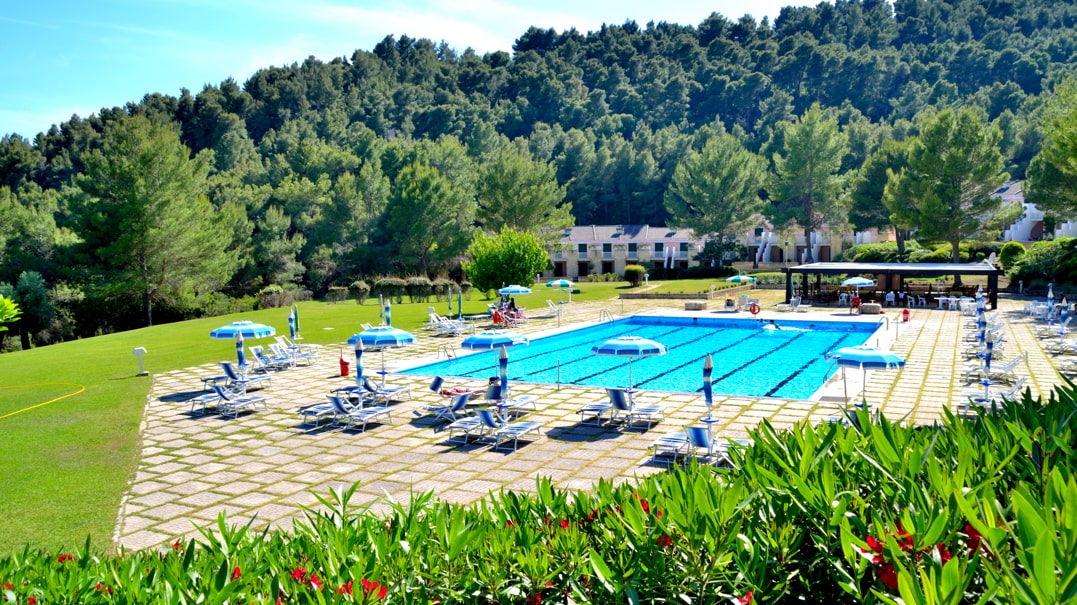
left=0, top=0, right=814, bottom=139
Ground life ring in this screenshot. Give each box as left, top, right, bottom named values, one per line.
left=749, top=303, right=760, bottom=315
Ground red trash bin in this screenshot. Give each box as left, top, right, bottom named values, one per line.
left=339, top=356, right=350, bottom=377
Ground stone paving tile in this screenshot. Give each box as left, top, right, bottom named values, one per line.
left=116, top=297, right=1070, bottom=551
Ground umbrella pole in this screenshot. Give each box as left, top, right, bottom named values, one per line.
left=381, top=349, right=387, bottom=389
left=861, top=364, right=868, bottom=408
left=843, top=367, right=848, bottom=407
left=627, top=358, right=634, bottom=405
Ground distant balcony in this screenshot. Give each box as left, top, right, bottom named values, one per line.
left=602, top=251, right=613, bottom=259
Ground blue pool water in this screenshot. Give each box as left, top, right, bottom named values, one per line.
left=401, top=316, right=876, bottom=399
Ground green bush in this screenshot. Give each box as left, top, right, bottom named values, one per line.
left=1010, top=238, right=1077, bottom=285
left=325, top=286, right=348, bottom=303
left=624, top=264, right=646, bottom=287
left=998, top=241, right=1026, bottom=270
left=431, top=278, right=455, bottom=302
left=404, top=276, right=433, bottom=303
left=2, top=387, right=1075, bottom=603
left=907, top=244, right=954, bottom=263
left=372, top=277, right=407, bottom=304
left=349, top=280, right=370, bottom=305
left=257, top=285, right=293, bottom=309
left=460, top=281, right=473, bottom=301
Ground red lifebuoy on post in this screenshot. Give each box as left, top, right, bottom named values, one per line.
left=749, top=303, right=760, bottom=315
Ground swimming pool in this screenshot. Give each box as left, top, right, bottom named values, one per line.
left=401, top=316, right=876, bottom=399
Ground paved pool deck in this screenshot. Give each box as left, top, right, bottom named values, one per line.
left=114, top=295, right=1067, bottom=551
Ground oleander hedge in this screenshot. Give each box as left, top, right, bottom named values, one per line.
left=2, top=385, right=1075, bottom=604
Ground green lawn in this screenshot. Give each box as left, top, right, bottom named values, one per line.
left=0, top=283, right=632, bottom=553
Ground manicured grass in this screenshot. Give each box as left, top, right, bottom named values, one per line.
left=0, top=283, right=624, bottom=552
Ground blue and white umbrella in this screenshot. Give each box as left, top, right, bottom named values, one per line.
left=384, top=298, right=392, bottom=326
left=499, top=346, right=510, bottom=401
left=235, top=332, right=246, bottom=368
left=592, top=336, right=668, bottom=397
left=702, top=353, right=714, bottom=418
left=288, top=309, right=296, bottom=340
left=841, top=276, right=875, bottom=292
left=827, top=345, right=905, bottom=408
left=353, top=339, right=364, bottom=385
left=292, top=303, right=301, bottom=339
left=498, top=284, right=532, bottom=295
left=725, top=275, right=756, bottom=284
left=547, top=279, right=573, bottom=302
left=209, top=320, right=276, bottom=340
left=461, top=330, right=529, bottom=351
left=347, top=326, right=415, bottom=387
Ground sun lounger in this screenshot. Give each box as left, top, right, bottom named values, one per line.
left=213, top=385, right=269, bottom=418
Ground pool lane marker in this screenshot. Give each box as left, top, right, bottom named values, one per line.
left=712, top=333, right=807, bottom=385
left=0, top=382, right=86, bottom=420
left=763, top=332, right=867, bottom=398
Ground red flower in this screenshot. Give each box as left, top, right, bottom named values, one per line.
left=737, top=591, right=754, bottom=604
left=633, top=494, right=651, bottom=514
left=878, top=562, right=898, bottom=590
left=964, top=522, right=983, bottom=553
left=57, top=553, right=74, bottom=563
left=3, top=582, right=11, bottom=590
left=95, top=582, right=111, bottom=594
left=527, top=594, right=542, bottom=605
left=290, top=568, right=307, bottom=582
left=361, top=578, right=387, bottom=598
left=935, top=543, right=952, bottom=564
left=172, top=541, right=182, bottom=551
left=506, top=520, right=514, bottom=527
left=559, top=519, right=570, bottom=530
left=337, top=580, right=353, bottom=595
left=231, top=566, right=241, bottom=580
left=28, top=598, right=37, bottom=605
left=310, top=574, right=323, bottom=590
left=655, top=534, right=672, bottom=548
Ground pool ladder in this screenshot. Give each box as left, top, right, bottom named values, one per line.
left=599, top=309, right=615, bottom=323
left=436, top=344, right=456, bottom=359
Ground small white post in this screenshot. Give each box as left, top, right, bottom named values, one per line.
left=132, top=347, right=148, bottom=376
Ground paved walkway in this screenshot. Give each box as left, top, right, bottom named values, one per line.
left=114, top=295, right=1066, bottom=550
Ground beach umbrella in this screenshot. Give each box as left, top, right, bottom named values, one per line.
left=702, top=353, right=714, bottom=419
left=827, top=346, right=905, bottom=408
left=292, top=303, right=301, bottom=339
left=499, top=346, right=510, bottom=401
left=724, top=275, right=756, bottom=284
left=210, top=321, right=274, bottom=369
left=288, top=309, right=296, bottom=340
left=209, top=320, right=276, bottom=340
left=984, top=330, right=995, bottom=372
left=498, top=284, right=532, bottom=296
left=353, top=339, right=364, bottom=385
left=592, top=336, right=668, bottom=400
left=841, top=276, right=874, bottom=292
left=235, top=332, right=246, bottom=368
left=347, top=326, right=415, bottom=387
left=384, top=298, right=392, bottom=326
left=547, top=279, right=574, bottom=302
left=461, top=330, right=529, bottom=351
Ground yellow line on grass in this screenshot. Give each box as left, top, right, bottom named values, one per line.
left=0, top=383, right=86, bottom=419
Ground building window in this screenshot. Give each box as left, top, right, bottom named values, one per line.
left=578, top=243, right=587, bottom=254
left=654, top=242, right=664, bottom=254
left=602, top=243, right=612, bottom=259
left=680, top=242, right=689, bottom=254
left=628, top=243, right=637, bottom=257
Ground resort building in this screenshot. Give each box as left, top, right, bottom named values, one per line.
left=545, top=225, right=705, bottom=279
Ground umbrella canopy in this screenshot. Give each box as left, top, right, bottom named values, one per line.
left=347, top=326, right=415, bottom=387
left=209, top=320, right=276, bottom=340
left=499, top=284, right=532, bottom=295
left=827, top=345, right=905, bottom=408
left=725, top=275, right=756, bottom=284
left=841, top=276, right=875, bottom=289
left=546, top=279, right=573, bottom=302
left=353, top=339, right=364, bottom=385
left=592, top=336, right=668, bottom=397
left=288, top=310, right=296, bottom=340
left=461, top=330, right=529, bottom=351
left=702, top=353, right=714, bottom=418
left=292, top=303, right=301, bottom=339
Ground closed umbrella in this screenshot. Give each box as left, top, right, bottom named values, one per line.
left=235, top=332, right=246, bottom=369
left=547, top=279, right=574, bottom=302
left=347, top=326, right=415, bottom=387
left=384, top=298, right=392, bottom=326
left=702, top=353, right=714, bottom=419
left=288, top=309, right=296, bottom=340
left=292, top=303, right=301, bottom=340
left=461, top=330, right=529, bottom=351
left=592, top=336, right=668, bottom=401
left=499, top=346, right=509, bottom=400
left=826, top=346, right=905, bottom=408
left=353, top=339, right=364, bottom=385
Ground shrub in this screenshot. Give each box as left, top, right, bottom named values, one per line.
left=1010, top=238, right=1077, bottom=285
left=257, top=285, right=293, bottom=309
left=405, top=276, right=434, bottom=303
left=349, top=280, right=370, bottom=305
left=460, top=281, right=473, bottom=301
left=998, top=241, right=1025, bottom=270
left=325, top=286, right=348, bottom=303
left=624, top=264, right=646, bottom=287
left=907, top=244, right=953, bottom=263
left=372, top=277, right=407, bottom=304
left=431, top=278, right=455, bottom=302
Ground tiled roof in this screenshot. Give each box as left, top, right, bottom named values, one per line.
left=558, top=224, right=699, bottom=244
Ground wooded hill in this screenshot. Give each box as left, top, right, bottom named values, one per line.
left=1, top=0, right=1074, bottom=337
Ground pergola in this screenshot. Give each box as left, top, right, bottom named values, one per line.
left=783, top=262, right=1003, bottom=310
